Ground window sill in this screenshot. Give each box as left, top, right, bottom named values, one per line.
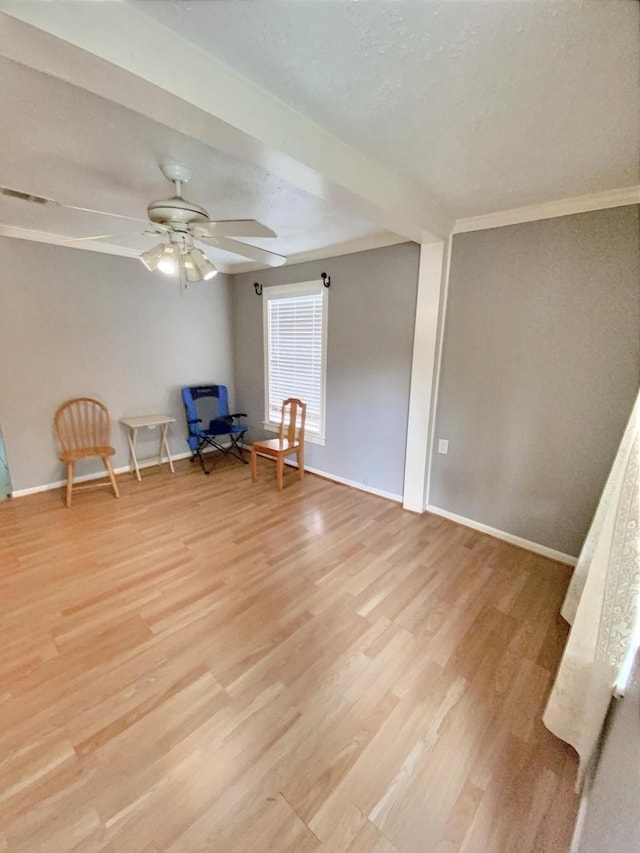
left=263, top=422, right=325, bottom=447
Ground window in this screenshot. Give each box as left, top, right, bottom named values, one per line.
left=263, top=280, right=328, bottom=445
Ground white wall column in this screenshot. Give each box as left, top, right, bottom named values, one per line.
left=403, top=239, right=449, bottom=512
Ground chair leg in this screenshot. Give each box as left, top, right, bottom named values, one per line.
left=229, top=434, right=248, bottom=464
left=65, top=462, right=74, bottom=508
left=198, top=450, right=210, bottom=475
left=103, top=457, right=120, bottom=499
left=298, top=446, right=304, bottom=480
left=276, top=454, right=284, bottom=491
left=250, top=446, right=258, bottom=482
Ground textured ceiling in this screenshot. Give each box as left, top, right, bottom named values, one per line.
left=0, top=57, right=382, bottom=268
left=132, top=0, right=640, bottom=218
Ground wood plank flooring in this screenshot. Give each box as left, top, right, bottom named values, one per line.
left=0, top=457, right=579, bottom=852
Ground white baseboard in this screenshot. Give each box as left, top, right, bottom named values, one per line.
left=11, top=455, right=575, bottom=566
left=12, top=453, right=402, bottom=504
left=304, top=464, right=403, bottom=504
left=247, top=445, right=403, bottom=504
left=11, top=451, right=195, bottom=498
left=425, top=504, right=577, bottom=566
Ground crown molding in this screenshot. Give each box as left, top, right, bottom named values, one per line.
left=0, top=224, right=407, bottom=273
left=5, top=181, right=637, bottom=268
left=454, top=185, right=640, bottom=234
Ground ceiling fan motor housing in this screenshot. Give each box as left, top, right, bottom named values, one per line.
left=147, top=195, right=210, bottom=226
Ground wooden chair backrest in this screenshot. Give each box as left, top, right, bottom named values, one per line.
left=279, top=398, right=306, bottom=445
left=55, top=398, right=112, bottom=452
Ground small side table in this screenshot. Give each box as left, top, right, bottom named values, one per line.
left=120, top=415, right=176, bottom=481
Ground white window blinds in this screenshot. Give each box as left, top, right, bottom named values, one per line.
left=264, top=281, right=328, bottom=440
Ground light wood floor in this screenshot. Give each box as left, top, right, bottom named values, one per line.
left=0, top=457, right=579, bottom=852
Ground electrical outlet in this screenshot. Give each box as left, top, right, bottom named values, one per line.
left=438, top=439, right=449, bottom=454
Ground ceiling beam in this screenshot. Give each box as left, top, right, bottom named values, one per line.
left=0, top=5, right=453, bottom=243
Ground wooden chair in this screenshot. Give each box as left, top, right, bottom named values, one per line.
left=54, top=398, right=120, bottom=507
left=250, top=398, right=306, bottom=491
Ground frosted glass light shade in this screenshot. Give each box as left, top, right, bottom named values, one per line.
left=139, top=243, right=166, bottom=271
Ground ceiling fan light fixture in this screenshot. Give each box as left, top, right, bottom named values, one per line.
left=203, top=265, right=218, bottom=281
left=182, top=253, right=201, bottom=283
left=156, top=245, right=178, bottom=275
left=135, top=164, right=285, bottom=284
left=190, top=247, right=218, bottom=281
left=139, top=242, right=166, bottom=271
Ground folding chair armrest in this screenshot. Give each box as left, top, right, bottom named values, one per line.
left=209, top=418, right=234, bottom=431
left=187, top=417, right=203, bottom=425
left=229, top=412, right=247, bottom=419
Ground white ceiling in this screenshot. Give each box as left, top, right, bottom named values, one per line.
left=0, top=0, right=638, bottom=269
left=0, top=57, right=384, bottom=270
left=132, top=0, right=640, bottom=218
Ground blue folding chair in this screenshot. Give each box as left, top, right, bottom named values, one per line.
left=181, top=385, right=248, bottom=474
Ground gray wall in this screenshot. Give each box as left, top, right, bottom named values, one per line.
left=430, top=205, right=640, bottom=556
left=577, top=654, right=640, bottom=853
left=232, top=243, right=420, bottom=498
left=0, top=238, right=235, bottom=491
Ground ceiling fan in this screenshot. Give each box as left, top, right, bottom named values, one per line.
left=0, top=162, right=287, bottom=281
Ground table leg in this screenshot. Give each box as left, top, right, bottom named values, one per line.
left=161, top=423, right=175, bottom=473
left=126, top=427, right=141, bottom=481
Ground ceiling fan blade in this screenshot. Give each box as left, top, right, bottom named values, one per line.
left=0, top=186, right=149, bottom=225
left=65, top=203, right=149, bottom=225
left=191, top=219, right=276, bottom=239
left=57, top=227, right=163, bottom=244
left=200, top=236, right=287, bottom=267
left=58, top=233, right=122, bottom=244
